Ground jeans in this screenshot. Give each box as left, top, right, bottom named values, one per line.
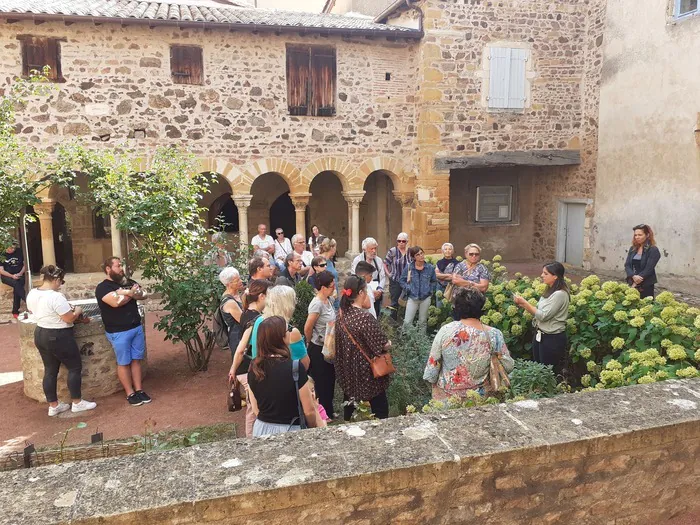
left=343, top=391, right=389, bottom=421
left=34, top=326, right=82, bottom=402
left=389, top=279, right=402, bottom=319
left=404, top=297, right=431, bottom=331
left=1, top=274, right=26, bottom=315
left=532, top=331, right=567, bottom=377
left=307, top=341, right=336, bottom=418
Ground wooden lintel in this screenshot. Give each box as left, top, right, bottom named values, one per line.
left=6, top=19, right=19, bottom=24
left=435, top=150, right=581, bottom=171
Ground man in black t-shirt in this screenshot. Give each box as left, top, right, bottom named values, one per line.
left=95, top=257, right=151, bottom=407
left=1, top=243, right=27, bottom=319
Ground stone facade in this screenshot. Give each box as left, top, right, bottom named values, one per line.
left=2, top=379, right=700, bottom=524
left=593, top=0, right=700, bottom=283
left=0, top=0, right=606, bottom=289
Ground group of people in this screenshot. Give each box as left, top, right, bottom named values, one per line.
left=7, top=221, right=660, bottom=426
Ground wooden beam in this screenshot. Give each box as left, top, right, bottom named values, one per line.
left=434, top=150, right=581, bottom=171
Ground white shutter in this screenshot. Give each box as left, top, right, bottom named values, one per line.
left=488, top=47, right=510, bottom=109
left=508, top=48, right=528, bottom=109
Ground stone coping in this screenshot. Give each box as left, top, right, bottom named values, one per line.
left=2, top=379, right=700, bottom=524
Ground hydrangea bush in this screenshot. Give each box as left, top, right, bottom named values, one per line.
left=424, top=257, right=700, bottom=389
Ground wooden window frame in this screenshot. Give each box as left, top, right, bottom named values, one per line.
left=17, top=35, right=65, bottom=82
left=170, top=45, right=204, bottom=85
left=286, top=45, right=336, bottom=117
left=475, top=185, right=514, bottom=223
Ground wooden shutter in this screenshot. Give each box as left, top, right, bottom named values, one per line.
left=21, top=37, right=60, bottom=80
left=286, top=47, right=310, bottom=116
left=488, top=47, right=527, bottom=110
left=310, top=47, right=336, bottom=117
left=476, top=186, right=513, bottom=222
left=171, top=46, right=203, bottom=85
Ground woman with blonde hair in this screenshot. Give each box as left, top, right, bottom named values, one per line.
left=452, top=243, right=490, bottom=293
left=317, top=237, right=339, bottom=306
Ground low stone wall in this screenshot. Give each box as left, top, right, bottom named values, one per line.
left=2, top=379, right=700, bottom=524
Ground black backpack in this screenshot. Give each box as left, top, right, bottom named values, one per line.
left=213, top=295, right=233, bottom=349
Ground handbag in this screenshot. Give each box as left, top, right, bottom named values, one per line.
left=321, top=320, right=336, bottom=363
left=291, top=359, right=308, bottom=429
left=339, top=310, right=396, bottom=378
left=443, top=283, right=455, bottom=302
left=483, top=329, right=511, bottom=396
left=398, top=266, right=411, bottom=308
left=227, top=376, right=242, bottom=412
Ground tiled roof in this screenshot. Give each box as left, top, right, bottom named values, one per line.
left=0, top=0, right=422, bottom=37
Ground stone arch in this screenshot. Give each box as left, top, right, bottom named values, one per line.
left=355, top=157, right=414, bottom=192
left=197, top=158, right=245, bottom=194
left=233, top=158, right=302, bottom=194
left=300, top=157, right=354, bottom=192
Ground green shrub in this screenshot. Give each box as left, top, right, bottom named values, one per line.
left=508, top=359, right=558, bottom=399
left=386, top=324, right=433, bottom=416
left=291, top=280, right=316, bottom=333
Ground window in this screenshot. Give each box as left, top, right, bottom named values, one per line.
left=170, top=45, right=203, bottom=85
left=676, top=0, right=699, bottom=17
left=487, top=47, right=528, bottom=110
left=286, top=46, right=336, bottom=116
left=93, top=212, right=111, bottom=239
left=18, top=36, right=63, bottom=81
left=475, top=186, right=513, bottom=223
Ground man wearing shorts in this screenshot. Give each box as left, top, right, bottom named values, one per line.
left=95, top=257, right=151, bottom=407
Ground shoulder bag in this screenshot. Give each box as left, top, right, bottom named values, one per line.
left=227, top=376, right=242, bottom=412
left=291, top=359, right=308, bottom=429
left=482, top=328, right=511, bottom=396
left=398, top=266, right=411, bottom=308
left=322, top=320, right=336, bottom=363
left=443, top=283, right=455, bottom=302
left=339, top=309, right=395, bottom=378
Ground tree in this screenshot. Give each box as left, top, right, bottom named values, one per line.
left=62, top=145, right=241, bottom=371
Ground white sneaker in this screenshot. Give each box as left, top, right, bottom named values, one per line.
left=71, top=399, right=97, bottom=413
left=48, top=402, right=71, bottom=417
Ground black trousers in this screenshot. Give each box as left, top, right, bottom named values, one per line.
left=389, top=279, right=402, bottom=319
left=1, top=275, right=26, bottom=314
left=532, top=331, right=567, bottom=378
left=34, top=326, right=82, bottom=402
left=639, top=283, right=655, bottom=299
left=343, top=391, right=389, bottom=421
left=307, top=341, right=335, bottom=418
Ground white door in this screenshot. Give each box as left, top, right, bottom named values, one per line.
left=557, top=203, right=586, bottom=266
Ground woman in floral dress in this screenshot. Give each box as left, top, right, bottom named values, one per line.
left=335, top=275, right=392, bottom=420
left=424, top=287, right=513, bottom=400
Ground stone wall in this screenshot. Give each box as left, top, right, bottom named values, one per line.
left=2, top=379, right=700, bottom=524
left=593, top=0, right=700, bottom=281
left=413, top=0, right=606, bottom=260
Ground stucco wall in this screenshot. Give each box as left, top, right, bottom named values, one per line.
left=593, top=0, right=700, bottom=280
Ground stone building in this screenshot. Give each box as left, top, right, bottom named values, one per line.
left=592, top=0, right=700, bottom=283
left=0, top=0, right=606, bottom=283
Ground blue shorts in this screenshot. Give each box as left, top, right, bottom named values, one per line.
left=106, top=325, right=145, bottom=366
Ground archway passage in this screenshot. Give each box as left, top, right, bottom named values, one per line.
left=250, top=172, right=294, bottom=240
left=360, top=170, right=402, bottom=255
left=24, top=206, right=43, bottom=273
left=52, top=202, right=74, bottom=273
left=208, top=193, right=239, bottom=233
left=308, top=171, right=348, bottom=255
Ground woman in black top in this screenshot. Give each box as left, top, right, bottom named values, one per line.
left=218, top=267, right=244, bottom=359
left=624, top=224, right=661, bottom=299
left=306, top=256, right=327, bottom=290
left=248, top=316, right=323, bottom=436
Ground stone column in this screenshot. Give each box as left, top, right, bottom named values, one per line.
left=393, top=191, right=415, bottom=235
left=109, top=215, right=122, bottom=258
left=342, top=191, right=366, bottom=257
left=232, top=194, right=253, bottom=248
left=289, top=193, right=312, bottom=238
left=35, top=201, right=57, bottom=267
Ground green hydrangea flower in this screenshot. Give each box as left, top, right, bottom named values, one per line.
left=660, top=339, right=673, bottom=348
left=576, top=298, right=587, bottom=307
left=637, top=375, right=656, bottom=384
left=606, top=359, right=622, bottom=370
left=671, top=326, right=691, bottom=337
left=594, top=290, right=608, bottom=300
left=506, top=305, right=518, bottom=317
left=694, top=349, right=700, bottom=362
left=675, top=367, right=700, bottom=379
left=610, top=337, right=625, bottom=350
left=694, top=315, right=700, bottom=329
left=613, top=310, right=628, bottom=322
left=600, top=369, right=624, bottom=387
left=483, top=299, right=492, bottom=310
left=667, top=345, right=687, bottom=361
left=480, top=315, right=490, bottom=324
left=686, top=307, right=700, bottom=316
left=580, top=275, right=600, bottom=288
left=492, top=254, right=502, bottom=262
left=586, top=360, right=598, bottom=372
left=514, top=272, right=523, bottom=278
left=660, top=306, right=678, bottom=322
left=655, top=291, right=675, bottom=305
left=655, top=370, right=669, bottom=380
left=629, top=316, right=645, bottom=328
left=494, top=294, right=506, bottom=305
left=602, top=300, right=616, bottom=312
left=528, top=298, right=538, bottom=306
left=601, top=281, right=619, bottom=294
left=650, top=317, right=666, bottom=328
left=510, top=324, right=522, bottom=336
left=622, top=300, right=631, bottom=307
left=490, top=311, right=503, bottom=324
left=579, top=347, right=592, bottom=359
left=580, top=374, right=591, bottom=387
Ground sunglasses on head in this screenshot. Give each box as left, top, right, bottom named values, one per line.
left=634, top=224, right=647, bottom=230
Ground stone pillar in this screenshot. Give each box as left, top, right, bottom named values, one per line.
left=393, top=191, right=415, bottom=235
left=232, top=194, right=253, bottom=248
left=289, top=193, right=312, bottom=238
left=109, top=215, right=122, bottom=258
left=35, top=201, right=57, bottom=267
left=342, top=191, right=366, bottom=257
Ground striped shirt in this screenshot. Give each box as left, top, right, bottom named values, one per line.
left=384, top=246, right=413, bottom=281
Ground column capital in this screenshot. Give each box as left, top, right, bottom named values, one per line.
left=342, top=190, right=366, bottom=206
left=34, top=200, right=57, bottom=216
left=392, top=190, right=414, bottom=207
left=289, top=192, right=312, bottom=211
left=231, top=194, right=253, bottom=209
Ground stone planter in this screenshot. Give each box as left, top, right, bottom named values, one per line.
left=19, top=300, right=147, bottom=402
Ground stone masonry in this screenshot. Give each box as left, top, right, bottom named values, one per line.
left=1, top=379, right=700, bottom=524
